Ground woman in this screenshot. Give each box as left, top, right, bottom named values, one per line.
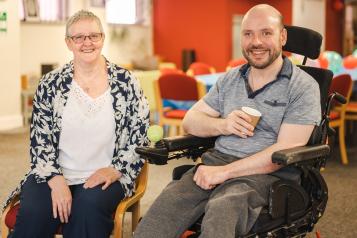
left=4, top=10, right=150, bottom=238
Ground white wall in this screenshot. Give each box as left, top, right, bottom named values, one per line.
left=20, top=0, right=153, bottom=77
left=292, top=0, right=326, bottom=50
left=0, top=0, right=22, bottom=130
left=20, top=23, right=72, bottom=76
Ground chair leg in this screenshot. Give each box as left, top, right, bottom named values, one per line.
left=168, top=126, right=176, bottom=137
left=176, top=126, right=181, bottom=135
left=131, top=201, right=140, bottom=232
left=339, top=124, right=349, bottom=165
left=1, top=211, right=10, bottom=238
left=1, top=224, right=9, bottom=238
left=112, top=213, right=124, bottom=238
left=179, top=125, right=185, bottom=135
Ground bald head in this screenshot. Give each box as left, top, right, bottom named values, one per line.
left=240, top=4, right=287, bottom=69
left=242, top=4, right=284, bottom=30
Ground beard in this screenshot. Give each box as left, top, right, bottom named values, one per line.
left=242, top=46, right=281, bottom=69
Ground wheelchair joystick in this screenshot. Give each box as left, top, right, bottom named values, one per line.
left=135, top=125, right=169, bottom=165
left=154, top=140, right=166, bottom=149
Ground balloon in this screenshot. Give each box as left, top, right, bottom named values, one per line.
left=147, top=125, right=164, bottom=143
left=343, top=55, right=357, bottom=69
left=318, top=54, right=329, bottom=69
left=322, top=51, right=342, bottom=73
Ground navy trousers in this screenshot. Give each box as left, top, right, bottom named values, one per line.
left=9, top=174, right=125, bottom=238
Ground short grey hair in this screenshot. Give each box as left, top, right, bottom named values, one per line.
left=65, top=10, right=104, bottom=37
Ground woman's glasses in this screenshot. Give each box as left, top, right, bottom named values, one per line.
left=68, top=33, right=103, bottom=44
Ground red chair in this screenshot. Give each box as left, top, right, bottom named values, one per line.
left=329, top=74, right=353, bottom=165
left=160, top=68, right=185, bottom=75
left=186, top=62, right=216, bottom=76
left=226, top=58, right=247, bottom=71
left=1, top=163, right=149, bottom=238
left=154, top=73, right=206, bottom=136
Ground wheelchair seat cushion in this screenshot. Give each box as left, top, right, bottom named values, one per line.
left=164, top=109, right=187, bottom=119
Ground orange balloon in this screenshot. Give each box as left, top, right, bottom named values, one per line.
left=343, top=55, right=357, bottom=69
left=318, top=54, right=329, bottom=69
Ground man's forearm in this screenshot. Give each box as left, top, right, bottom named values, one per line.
left=222, top=124, right=313, bottom=180
left=223, top=142, right=303, bottom=180
left=183, top=109, right=224, bottom=137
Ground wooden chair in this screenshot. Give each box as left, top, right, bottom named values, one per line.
left=329, top=74, right=353, bottom=165
left=186, top=62, right=216, bottom=76
left=154, top=73, right=206, bottom=136
left=345, top=101, right=357, bottom=121
left=226, top=58, right=247, bottom=71
left=1, top=162, right=149, bottom=238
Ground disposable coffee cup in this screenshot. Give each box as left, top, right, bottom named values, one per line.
left=241, top=106, right=262, bottom=128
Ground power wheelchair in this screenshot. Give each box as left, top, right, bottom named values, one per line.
left=136, top=26, right=346, bottom=238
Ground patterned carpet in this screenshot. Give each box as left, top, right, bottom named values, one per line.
left=0, top=127, right=356, bottom=238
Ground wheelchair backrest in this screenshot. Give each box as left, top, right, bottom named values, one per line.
left=283, top=25, right=333, bottom=146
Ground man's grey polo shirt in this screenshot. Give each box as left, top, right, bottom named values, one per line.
left=203, top=57, right=321, bottom=158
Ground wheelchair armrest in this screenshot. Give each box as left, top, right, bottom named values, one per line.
left=162, top=135, right=217, bottom=151
left=272, top=144, right=330, bottom=166
left=135, top=135, right=217, bottom=165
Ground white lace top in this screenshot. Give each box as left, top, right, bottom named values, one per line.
left=58, top=80, right=116, bottom=185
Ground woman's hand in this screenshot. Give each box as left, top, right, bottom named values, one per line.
left=83, top=167, right=122, bottom=190
left=48, top=175, right=72, bottom=223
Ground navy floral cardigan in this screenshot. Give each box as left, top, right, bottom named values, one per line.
left=2, top=60, right=150, bottom=211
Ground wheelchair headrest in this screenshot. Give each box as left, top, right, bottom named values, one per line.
left=283, top=25, right=322, bottom=60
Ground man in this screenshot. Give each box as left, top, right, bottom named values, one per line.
left=134, top=4, right=321, bottom=238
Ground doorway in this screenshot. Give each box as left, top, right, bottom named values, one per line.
left=232, top=14, right=244, bottom=59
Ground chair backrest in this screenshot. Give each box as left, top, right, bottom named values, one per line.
left=283, top=25, right=333, bottom=146
left=155, top=73, right=206, bottom=101
left=329, top=74, right=353, bottom=109
left=226, top=58, right=247, bottom=71
left=160, top=68, right=185, bottom=76
left=154, top=73, right=206, bottom=123
left=299, top=66, right=333, bottom=116
left=187, top=62, right=216, bottom=76
left=283, top=25, right=322, bottom=63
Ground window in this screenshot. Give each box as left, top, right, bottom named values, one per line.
left=19, top=0, right=25, bottom=20
left=38, top=0, right=66, bottom=21
left=19, top=0, right=67, bottom=22
left=106, top=0, right=146, bottom=25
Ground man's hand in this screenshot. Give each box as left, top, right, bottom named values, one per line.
left=221, top=110, right=254, bottom=138
left=48, top=175, right=72, bottom=223
left=83, top=167, right=122, bottom=190
left=193, top=165, right=229, bottom=190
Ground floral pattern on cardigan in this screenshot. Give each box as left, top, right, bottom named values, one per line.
left=2, top=60, right=150, bottom=211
